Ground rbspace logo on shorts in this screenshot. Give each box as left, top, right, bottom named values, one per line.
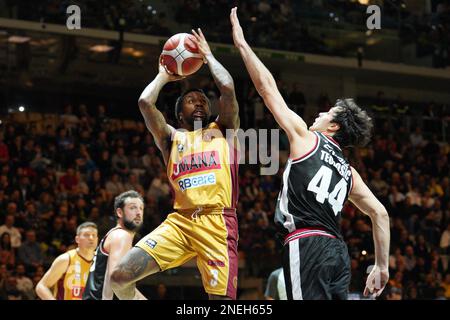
left=144, top=239, right=157, bottom=249
left=178, top=173, right=216, bottom=191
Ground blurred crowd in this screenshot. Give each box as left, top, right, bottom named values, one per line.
left=0, top=79, right=449, bottom=299
left=1, top=0, right=449, bottom=67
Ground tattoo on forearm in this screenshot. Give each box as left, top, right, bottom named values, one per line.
left=140, top=106, right=171, bottom=158
left=207, top=56, right=234, bottom=90
left=112, top=248, right=155, bottom=300
left=116, top=248, right=152, bottom=281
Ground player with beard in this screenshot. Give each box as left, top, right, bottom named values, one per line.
left=110, top=29, right=240, bottom=300
left=83, top=190, right=146, bottom=300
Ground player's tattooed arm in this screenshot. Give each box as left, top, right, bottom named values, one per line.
left=138, top=61, right=181, bottom=163
left=192, top=28, right=239, bottom=130
left=138, top=102, right=172, bottom=164
left=110, top=247, right=159, bottom=300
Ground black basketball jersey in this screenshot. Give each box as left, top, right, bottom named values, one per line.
left=274, top=132, right=353, bottom=239
left=83, top=227, right=121, bottom=300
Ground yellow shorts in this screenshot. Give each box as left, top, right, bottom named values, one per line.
left=135, top=207, right=239, bottom=299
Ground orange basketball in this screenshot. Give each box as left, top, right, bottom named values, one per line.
left=161, top=33, right=204, bottom=76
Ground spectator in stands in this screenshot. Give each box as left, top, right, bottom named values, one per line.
left=147, top=171, right=170, bottom=202
left=152, top=283, right=172, bottom=300
left=0, top=214, right=22, bottom=249
left=88, top=169, right=105, bottom=198
left=410, top=127, right=426, bottom=148
left=0, top=133, right=10, bottom=165
left=14, top=264, right=34, bottom=300
left=105, top=173, right=125, bottom=196
left=288, top=82, right=306, bottom=116
left=59, top=104, right=79, bottom=131
left=0, top=233, right=15, bottom=268
left=124, top=173, right=143, bottom=193
left=59, top=167, right=78, bottom=192
left=111, top=147, right=130, bottom=178
left=0, top=264, right=8, bottom=300
left=404, top=245, right=417, bottom=272
left=246, top=201, right=269, bottom=225
left=17, top=230, right=43, bottom=274
left=386, top=286, right=403, bottom=300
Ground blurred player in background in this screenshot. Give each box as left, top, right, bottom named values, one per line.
left=110, top=28, right=240, bottom=300
left=35, top=222, right=98, bottom=300
left=83, top=190, right=145, bottom=300
left=231, top=7, right=390, bottom=300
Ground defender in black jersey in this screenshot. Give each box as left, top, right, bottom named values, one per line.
left=231, top=8, right=390, bottom=300
left=83, top=190, right=146, bottom=300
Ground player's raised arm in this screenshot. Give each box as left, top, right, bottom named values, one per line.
left=191, top=28, right=239, bottom=130
left=35, top=253, right=69, bottom=300
left=349, top=167, right=390, bottom=298
left=138, top=61, right=183, bottom=164
left=230, top=7, right=307, bottom=139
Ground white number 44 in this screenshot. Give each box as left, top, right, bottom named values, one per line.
left=307, top=166, right=347, bottom=215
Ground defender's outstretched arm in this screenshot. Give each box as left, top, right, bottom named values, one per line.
left=230, top=7, right=307, bottom=139
left=349, top=167, right=390, bottom=298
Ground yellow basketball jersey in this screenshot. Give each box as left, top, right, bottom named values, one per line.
left=168, top=122, right=239, bottom=211
left=54, top=249, right=92, bottom=300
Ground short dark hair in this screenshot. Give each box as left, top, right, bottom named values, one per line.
left=331, top=99, right=373, bottom=148
left=113, top=190, right=143, bottom=216
left=76, top=221, right=97, bottom=235
left=174, top=88, right=211, bottom=121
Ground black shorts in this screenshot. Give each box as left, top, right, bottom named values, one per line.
left=282, top=228, right=351, bottom=300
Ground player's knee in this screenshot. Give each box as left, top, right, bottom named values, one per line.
left=110, top=269, right=133, bottom=290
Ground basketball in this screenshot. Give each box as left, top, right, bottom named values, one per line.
left=161, top=33, right=204, bottom=76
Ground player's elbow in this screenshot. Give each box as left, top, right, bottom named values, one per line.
left=219, top=80, right=235, bottom=95
left=378, top=205, right=389, bottom=218
left=35, top=282, right=45, bottom=299
left=138, top=98, right=150, bottom=110
left=371, top=205, right=389, bottom=221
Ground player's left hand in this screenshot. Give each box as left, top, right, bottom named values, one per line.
left=158, top=55, right=185, bottom=81
left=363, top=265, right=389, bottom=299
left=230, top=7, right=246, bottom=48
left=191, top=28, right=211, bottom=63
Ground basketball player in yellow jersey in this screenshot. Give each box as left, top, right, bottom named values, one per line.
left=35, top=222, right=98, bottom=300
left=111, top=28, right=240, bottom=300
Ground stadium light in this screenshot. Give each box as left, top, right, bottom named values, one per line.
left=18, top=106, right=25, bottom=112
left=8, top=36, right=31, bottom=44
left=89, top=45, right=114, bottom=53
